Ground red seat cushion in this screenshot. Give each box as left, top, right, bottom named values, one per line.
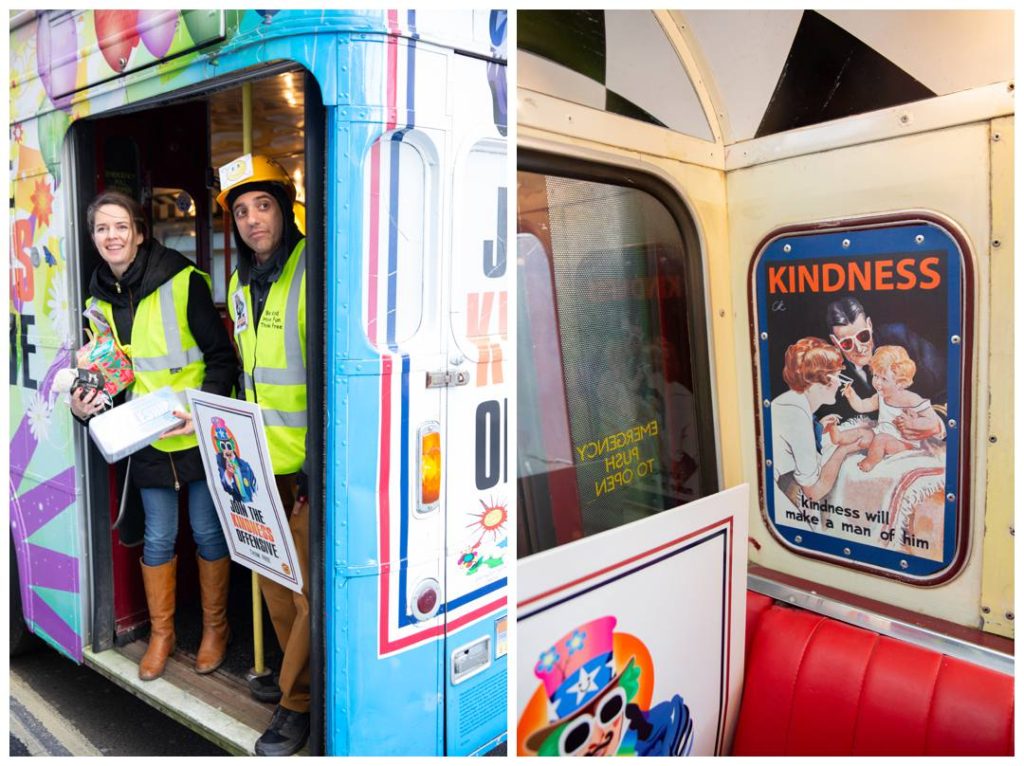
left=733, top=594, right=1014, bottom=756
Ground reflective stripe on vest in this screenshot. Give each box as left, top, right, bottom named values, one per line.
left=229, top=241, right=307, bottom=473
left=88, top=266, right=208, bottom=453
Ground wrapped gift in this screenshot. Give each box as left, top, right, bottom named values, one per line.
left=78, top=308, right=134, bottom=396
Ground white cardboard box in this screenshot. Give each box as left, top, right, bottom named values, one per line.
left=88, top=387, right=186, bottom=463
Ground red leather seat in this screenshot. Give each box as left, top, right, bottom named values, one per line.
left=733, top=592, right=1014, bottom=756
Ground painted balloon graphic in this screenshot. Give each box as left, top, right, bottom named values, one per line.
left=35, top=13, right=77, bottom=110
left=138, top=10, right=178, bottom=59
left=38, top=109, right=71, bottom=189
left=94, top=10, right=141, bottom=73
left=182, top=10, right=222, bottom=45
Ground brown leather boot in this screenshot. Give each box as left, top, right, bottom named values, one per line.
left=195, top=556, right=231, bottom=674
left=139, top=557, right=177, bottom=681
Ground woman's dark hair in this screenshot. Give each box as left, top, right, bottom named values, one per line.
left=86, top=190, right=148, bottom=239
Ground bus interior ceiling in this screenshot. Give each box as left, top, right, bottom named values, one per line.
left=80, top=70, right=307, bottom=695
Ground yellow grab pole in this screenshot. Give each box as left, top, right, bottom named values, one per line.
left=240, top=82, right=267, bottom=678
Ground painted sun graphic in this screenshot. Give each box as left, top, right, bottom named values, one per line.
left=468, top=497, right=507, bottom=541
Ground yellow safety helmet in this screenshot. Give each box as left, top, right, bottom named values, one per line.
left=215, top=153, right=296, bottom=212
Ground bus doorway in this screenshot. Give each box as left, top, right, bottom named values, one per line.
left=69, top=69, right=320, bottom=754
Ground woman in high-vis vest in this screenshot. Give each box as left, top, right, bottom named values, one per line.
left=69, top=191, right=239, bottom=682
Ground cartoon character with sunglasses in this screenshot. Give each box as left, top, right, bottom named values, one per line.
left=211, top=416, right=258, bottom=503
left=525, top=616, right=695, bottom=757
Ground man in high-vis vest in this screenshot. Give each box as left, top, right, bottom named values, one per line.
left=217, top=154, right=310, bottom=757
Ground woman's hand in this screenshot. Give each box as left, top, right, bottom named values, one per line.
left=69, top=387, right=105, bottom=419
left=160, top=409, right=195, bottom=438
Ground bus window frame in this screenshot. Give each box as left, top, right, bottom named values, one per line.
left=65, top=61, right=327, bottom=754
left=517, top=149, right=720, bottom=556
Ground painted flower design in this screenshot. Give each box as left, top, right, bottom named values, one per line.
left=46, top=273, right=72, bottom=347
left=12, top=123, right=24, bottom=143
left=27, top=391, right=52, bottom=443
left=565, top=629, right=587, bottom=656
left=31, top=178, right=54, bottom=229
left=536, top=646, right=560, bottom=673
left=457, top=547, right=480, bottom=572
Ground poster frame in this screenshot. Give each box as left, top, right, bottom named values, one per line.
left=747, top=211, right=975, bottom=585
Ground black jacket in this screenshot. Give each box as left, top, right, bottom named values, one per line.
left=84, top=239, right=239, bottom=488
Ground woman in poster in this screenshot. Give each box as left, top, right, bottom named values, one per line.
left=68, top=191, right=239, bottom=681
left=770, top=337, right=866, bottom=508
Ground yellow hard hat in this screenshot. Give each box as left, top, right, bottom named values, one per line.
left=215, top=153, right=296, bottom=211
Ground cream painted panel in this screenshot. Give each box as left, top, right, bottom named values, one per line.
left=727, top=123, right=992, bottom=627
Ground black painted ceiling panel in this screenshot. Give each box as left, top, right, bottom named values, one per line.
left=519, top=10, right=607, bottom=85
left=756, top=11, right=936, bottom=138
left=605, top=89, right=666, bottom=128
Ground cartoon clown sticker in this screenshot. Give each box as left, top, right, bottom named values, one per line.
left=519, top=616, right=694, bottom=757
left=210, top=416, right=258, bottom=503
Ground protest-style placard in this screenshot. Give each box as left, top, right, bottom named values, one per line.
left=186, top=390, right=303, bottom=593
left=516, top=485, right=748, bottom=757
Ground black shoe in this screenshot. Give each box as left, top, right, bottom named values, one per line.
left=254, top=706, right=309, bottom=757
left=248, top=672, right=282, bottom=703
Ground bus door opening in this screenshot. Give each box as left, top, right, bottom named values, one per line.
left=71, top=69, right=317, bottom=742
left=78, top=100, right=212, bottom=643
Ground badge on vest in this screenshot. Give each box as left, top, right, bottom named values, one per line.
left=233, top=289, right=249, bottom=335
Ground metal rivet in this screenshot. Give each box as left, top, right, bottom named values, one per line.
left=761, top=332, right=768, bottom=340
left=1006, top=612, right=1015, bottom=621
left=118, top=56, right=128, bottom=69
left=783, top=244, right=792, bottom=253
left=794, top=535, right=802, bottom=544
left=843, top=547, right=851, bottom=556
left=993, top=240, right=1002, bottom=248
left=989, top=435, right=998, bottom=443
left=1010, top=527, right=1015, bottom=537
left=948, top=419, right=957, bottom=429
left=766, top=459, right=773, bottom=467
left=718, top=309, right=726, bottom=318
left=841, top=239, right=851, bottom=249
left=993, top=132, right=1001, bottom=142
left=763, top=399, right=770, bottom=408
left=946, top=493, right=956, bottom=503
left=1008, top=82, right=1015, bottom=93
left=951, top=335, right=961, bottom=345
left=982, top=606, right=991, bottom=614
left=914, top=234, right=925, bottom=244
left=899, top=113, right=910, bottom=124
left=900, top=559, right=909, bottom=570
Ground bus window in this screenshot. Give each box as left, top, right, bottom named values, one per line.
left=151, top=188, right=198, bottom=264
left=517, top=166, right=717, bottom=556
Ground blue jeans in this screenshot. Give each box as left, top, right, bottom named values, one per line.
left=139, top=480, right=228, bottom=566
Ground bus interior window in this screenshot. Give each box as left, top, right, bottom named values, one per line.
left=516, top=168, right=710, bottom=557
left=74, top=70, right=307, bottom=707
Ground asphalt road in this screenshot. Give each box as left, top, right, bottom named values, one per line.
left=10, top=648, right=228, bottom=757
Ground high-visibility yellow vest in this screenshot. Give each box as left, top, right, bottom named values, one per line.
left=229, top=240, right=307, bottom=474
left=88, top=266, right=208, bottom=453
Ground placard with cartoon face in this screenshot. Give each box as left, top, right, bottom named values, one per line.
left=517, top=486, right=748, bottom=757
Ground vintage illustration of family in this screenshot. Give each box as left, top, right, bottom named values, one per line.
left=770, top=296, right=948, bottom=560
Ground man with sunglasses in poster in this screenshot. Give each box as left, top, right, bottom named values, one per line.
left=821, top=297, right=945, bottom=441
